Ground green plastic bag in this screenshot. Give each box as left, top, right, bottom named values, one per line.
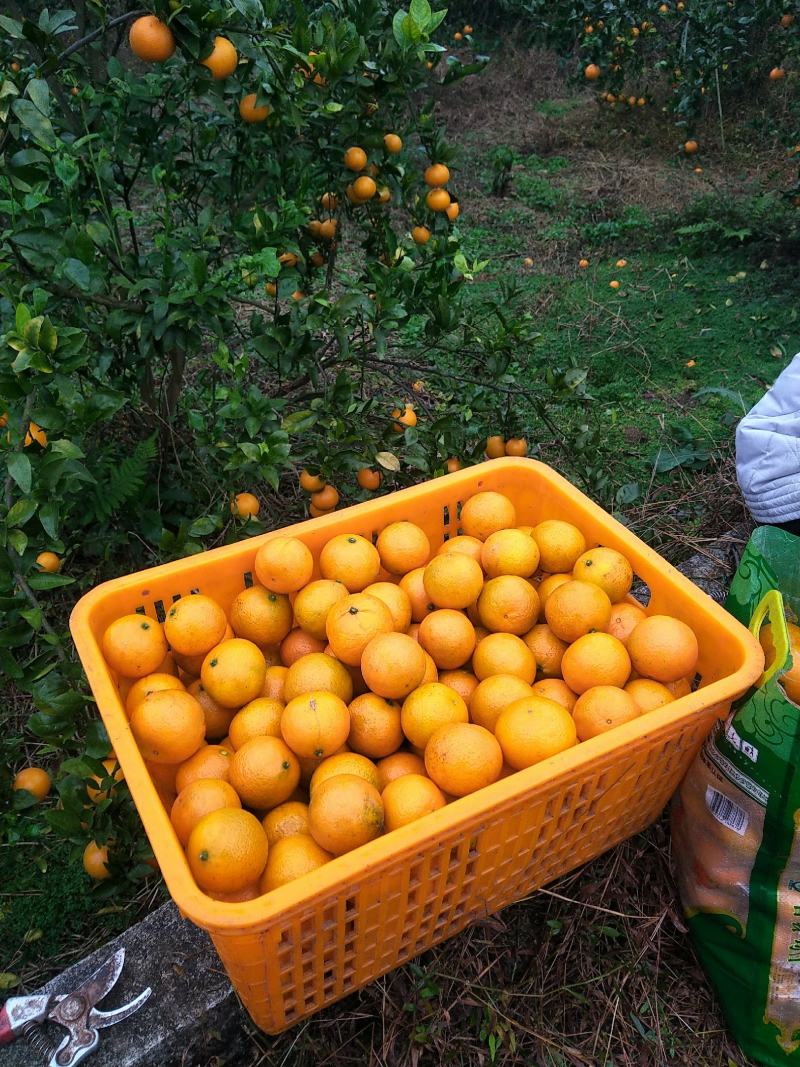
left=672, top=525, right=800, bottom=1064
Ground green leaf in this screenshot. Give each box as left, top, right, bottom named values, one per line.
left=55, top=154, right=79, bottom=189
left=376, top=451, right=401, bottom=471
left=7, top=498, right=36, bottom=527
left=0, top=974, right=19, bottom=991
left=324, top=101, right=344, bottom=113
left=27, top=572, right=75, bottom=590
left=392, top=9, right=410, bottom=45
left=85, top=221, right=110, bottom=246
left=39, top=500, right=59, bottom=538
left=50, top=439, right=84, bottom=459
left=0, top=17, right=23, bottom=37
left=7, top=453, right=32, bottom=494
left=38, top=317, right=57, bottom=353
left=8, top=529, right=28, bottom=555
left=15, top=303, right=31, bottom=333
left=63, top=258, right=91, bottom=291
left=188, top=516, right=218, bottom=537
left=409, top=0, right=432, bottom=27
left=12, top=98, right=56, bottom=149
left=26, top=78, right=50, bottom=118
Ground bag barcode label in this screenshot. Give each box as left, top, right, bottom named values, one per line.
left=705, top=786, right=749, bottom=836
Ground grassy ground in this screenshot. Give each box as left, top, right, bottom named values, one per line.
left=5, top=41, right=799, bottom=1066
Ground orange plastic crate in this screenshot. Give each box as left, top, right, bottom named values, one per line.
left=70, top=459, right=762, bottom=1033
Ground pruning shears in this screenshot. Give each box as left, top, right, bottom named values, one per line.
left=0, top=948, right=150, bottom=1066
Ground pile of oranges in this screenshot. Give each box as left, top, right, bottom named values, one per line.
left=101, top=490, right=699, bottom=900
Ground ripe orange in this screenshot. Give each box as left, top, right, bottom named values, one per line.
left=472, top=632, right=536, bottom=682
left=665, top=676, right=693, bottom=699
left=320, top=534, right=381, bottom=591
left=254, top=537, right=313, bottom=593
left=770, top=67, right=785, bottom=80
left=170, top=778, right=241, bottom=847
left=624, top=677, right=675, bottom=712
left=532, top=520, right=586, bottom=573
left=522, top=623, right=568, bottom=678
left=781, top=13, right=795, bottom=26
left=425, top=163, right=450, bottom=187
left=626, top=615, right=699, bottom=683
left=401, top=682, right=469, bottom=748
left=446, top=457, right=462, bottom=473
left=579, top=258, right=589, bottom=269
left=326, top=593, right=393, bottom=665
left=505, top=438, right=528, bottom=457
left=230, top=586, right=292, bottom=646
left=281, top=628, right=327, bottom=665
left=36, top=551, right=61, bottom=573
left=260, top=835, right=332, bottom=891
left=561, top=632, right=631, bottom=693
left=344, top=146, right=368, bottom=171
left=439, top=669, right=479, bottom=704
left=485, top=435, right=506, bottom=458
left=469, top=673, right=533, bottom=731
left=207, top=884, right=261, bottom=903
left=383, top=773, right=446, bottom=831
left=478, top=576, right=540, bottom=635
left=201, top=638, right=266, bottom=708
left=423, top=553, right=484, bottom=609
left=309, top=751, right=380, bottom=794
left=308, top=773, right=384, bottom=855
left=357, top=467, right=382, bottom=491
left=481, top=529, right=540, bottom=578
left=412, top=225, right=431, bottom=245
left=532, top=678, right=577, bottom=711
left=201, top=36, right=238, bottom=80
left=572, top=547, right=633, bottom=602
left=495, top=695, right=578, bottom=769
left=129, top=15, right=175, bottom=62
left=230, top=735, right=300, bottom=809
left=187, top=679, right=235, bottom=739
left=361, top=632, right=427, bottom=698
left=353, top=175, right=377, bottom=201
left=377, top=521, right=431, bottom=575
left=391, top=403, right=417, bottom=432
left=446, top=201, right=460, bottom=221
left=279, top=251, right=299, bottom=268
left=572, top=686, right=640, bottom=741
left=262, top=800, right=310, bottom=845
left=83, top=841, right=110, bottom=881
left=318, top=219, right=337, bottom=242
left=300, top=469, right=326, bottom=492
left=102, top=614, right=168, bottom=679
left=605, top=601, right=647, bottom=645
left=460, top=491, right=517, bottom=541
left=376, top=750, right=426, bottom=790
left=384, top=133, right=403, bottom=153
left=165, top=594, right=227, bottom=658
left=293, top=580, right=349, bottom=640
left=684, top=139, right=698, bottom=154
left=348, top=692, right=403, bottom=758
left=426, top=188, right=451, bottom=212
left=536, top=573, right=571, bottom=609
left=261, top=665, right=288, bottom=702
left=126, top=672, right=185, bottom=717
left=420, top=650, right=439, bottom=684
left=363, top=581, right=412, bottom=632
left=265, top=282, right=278, bottom=297
left=146, top=761, right=178, bottom=796
left=436, top=535, right=483, bottom=563
left=239, top=93, right=270, bottom=123
left=175, top=744, right=231, bottom=793
left=228, top=696, right=284, bottom=749
left=425, top=722, right=503, bottom=796
left=399, top=567, right=434, bottom=622
left=230, top=491, right=260, bottom=517
left=418, top=610, right=476, bottom=669
left=188, top=808, right=269, bottom=893
left=285, top=652, right=353, bottom=703
left=130, top=689, right=206, bottom=764
left=544, top=580, right=612, bottom=643
left=585, top=63, right=601, bottom=80
left=13, top=766, right=51, bottom=801
left=281, top=690, right=350, bottom=758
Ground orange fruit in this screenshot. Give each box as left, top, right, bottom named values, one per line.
left=228, top=696, right=284, bottom=749
left=201, top=36, right=238, bottom=80
left=363, top=581, right=412, bottom=632
left=522, top=623, right=568, bottom=678
left=281, top=690, right=350, bottom=758
left=309, top=751, right=380, bottom=794
left=357, top=467, right=382, bottom=491
left=170, top=778, right=241, bottom=847
left=361, top=632, right=427, bottom=698
left=445, top=457, right=462, bottom=473
left=469, top=674, right=533, bottom=731
left=384, top=133, right=403, bottom=153
left=130, top=690, right=206, bottom=764
left=579, top=258, right=589, bottom=269
left=383, top=773, right=446, bottom=831
left=609, top=280, right=620, bottom=290
left=572, top=547, right=633, bottom=602
left=308, top=774, right=384, bottom=855
left=419, top=609, right=476, bottom=669
left=544, top=580, right=612, bottom=643
left=495, top=695, right=578, bottom=769
left=626, top=615, right=699, bottom=683
left=376, top=521, right=431, bottom=575
left=585, top=63, right=601, bottom=80
left=436, top=535, right=483, bottom=563
left=561, top=632, right=631, bottom=694
left=293, top=580, right=349, bottom=641
left=129, top=15, right=175, bottom=62
left=684, top=139, right=698, bottom=154
left=165, top=595, right=227, bottom=658
left=281, top=628, right=327, bottom=665
left=352, top=175, right=377, bottom=201
left=376, top=750, right=427, bottom=791
left=344, top=146, right=368, bottom=171
left=425, top=722, right=503, bottom=796
left=481, top=529, right=540, bottom=578
left=230, top=492, right=260, bottom=517
left=102, top=614, right=168, bottom=679
left=478, top=575, right=540, bottom=635
left=260, top=835, right=331, bottom=891
left=485, top=435, right=506, bottom=459
left=83, top=841, right=110, bottom=881
left=262, top=800, right=310, bottom=845
left=36, top=551, right=61, bottom=573
left=472, top=633, right=536, bottom=683
left=239, top=93, right=269, bottom=123
left=423, top=553, right=484, bottom=609
left=426, top=188, right=450, bottom=212
left=300, top=469, right=326, bottom=492
left=460, top=491, right=516, bottom=541
left=532, top=678, right=577, bottom=711
left=412, top=225, right=431, bottom=244
left=326, top=593, right=393, bottom=665
left=230, top=586, right=293, bottom=646
left=284, top=652, right=353, bottom=703
left=438, top=669, right=478, bottom=704
left=537, top=573, right=572, bottom=608
left=317, top=219, right=338, bottom=242
left=391, top=403, right=417, bottom=432
left=446, top=201, right=460, bottom=221
left=13, top=766, right=51, bottom=801
left=421, top=650, right=439, bottom=684
left=175, top=744, right=231, bottom=793
left=229, top=735, right=300, bottom=809
left=254, top=537, right=313, bottom=594
left=624, top=678, right=675, bottom=712
left=348, top=693, right=403, bottom=758
left=126, top=672, right=185, bottom=717
left=399, top=567, right=435, bottom=622
left=665, top=676, right=692, bottom=699
left=188, top=808, right=268, bottom=893
left=320, top=534, right=381, bottom=591
left=424, top=163, right=450, bottom=187
left=400, top=682, right=468, bottom=749
left=532, top=520, right=586, bottom=573
left=200, top=638, right=266, bottom=708
left=505, top=438, right=528, bottom=457
left=261, top=665, right=288, bottom=702
left=208, top=884, right=262, bottom=903
left=770, top=67, right=785, bottom=80
left=572, top=686, right=641, bottom=741
left=605, top=601, right=647, bottom=645
left=146, top=761, right=178, bottom=795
